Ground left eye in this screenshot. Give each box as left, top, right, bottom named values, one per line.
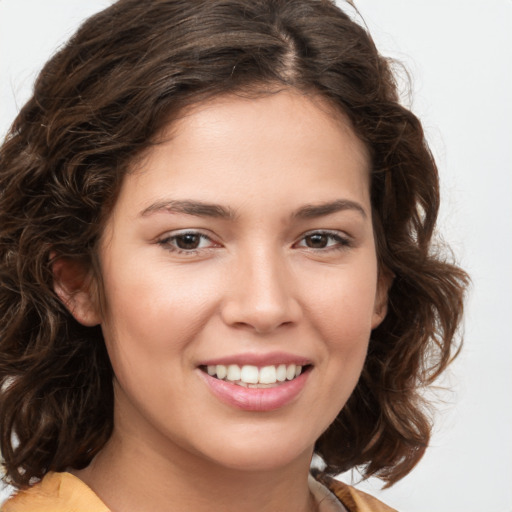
left=159, top=232, right=215, bottom=252
left=296, top=232, right=349, bottom=250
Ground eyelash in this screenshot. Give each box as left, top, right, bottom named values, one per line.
left=294, top=231, right=352, bottom=252
left=157, top=230, right=352, bottom=255
left=157, top=231, right=217, bottom=255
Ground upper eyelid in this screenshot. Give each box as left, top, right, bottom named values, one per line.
left=157, top=230, right=219, bottom=247
left=155, top=228, right=352, bottom=245
left=156, top=228, right=350, bottom=239
left=293, top=230, right=353, bottom=248
left=301, top=228, right=345, bottom=235
left=297, top=229, right=351, bottom=240
left=157, top=228, right=217, bottom=241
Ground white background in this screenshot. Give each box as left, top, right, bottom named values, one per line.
left=1, top=1, right=511, bottom=511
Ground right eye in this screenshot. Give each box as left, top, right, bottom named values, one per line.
left=157, top=231, right=219, bottom=254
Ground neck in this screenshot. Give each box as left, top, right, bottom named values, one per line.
left=72, top=428, right=317, bottom=512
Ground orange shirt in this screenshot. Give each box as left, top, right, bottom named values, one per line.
left=2, top=473, right=109, bottom=512
left=2, top=471, right=397, bottom=512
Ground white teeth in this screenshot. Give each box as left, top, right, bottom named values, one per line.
left=216, top=364, right=227, bottom=380
left=240, top=365, right=259, bottom=384
left=227, top=364, right=241, bottom=381
left=286, top=364, right=296, bottom=380
left=259, top=365, right=277, bottom=384
left=207, top=363, right=304, bottom=385
left=276, top=364, right=287, bottom=382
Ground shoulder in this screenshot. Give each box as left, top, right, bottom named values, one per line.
left=2, top=471, right=398, bottom=512
left=325, top=477, right=398, bottom=512
left=1, top=472, right=110, bottom=512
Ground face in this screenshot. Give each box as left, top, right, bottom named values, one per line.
left=65, top=90, right=387, bottom=473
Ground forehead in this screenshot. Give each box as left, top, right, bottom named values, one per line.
left=140, top=90, right=367, bottom=166
left=119, top=90, right=371, bottom=214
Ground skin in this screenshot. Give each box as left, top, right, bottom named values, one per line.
left=56, top=90, right=388, bottom=512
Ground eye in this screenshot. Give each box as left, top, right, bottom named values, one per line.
left=157, top=231, right=218, bottom=253
left=295, top=231, right=351, bottom=250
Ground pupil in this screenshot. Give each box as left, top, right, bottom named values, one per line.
left=177, top=234, right=200, bottom=249
left=307, top=234, right=327, bottom=248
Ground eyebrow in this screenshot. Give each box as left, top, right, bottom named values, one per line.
left=139, top=199, right=237, bottom=219
left=139, top=198, right=367, bottom=221
left=293, top=199, right=367, bottom=220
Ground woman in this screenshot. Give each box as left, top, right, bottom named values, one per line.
left=0, top=1, right=468, bottom=511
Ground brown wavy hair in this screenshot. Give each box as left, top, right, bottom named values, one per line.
left=0, top=0, right=468, bottom=489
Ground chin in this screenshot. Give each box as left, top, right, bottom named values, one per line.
left=194, top=429, right=315, bottom=473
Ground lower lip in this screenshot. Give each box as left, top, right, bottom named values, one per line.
left=199, top=369, right=310, bottom=412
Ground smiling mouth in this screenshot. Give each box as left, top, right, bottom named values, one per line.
left=200, top=363, right=311, bottom=388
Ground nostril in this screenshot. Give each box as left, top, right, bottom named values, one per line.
left=221, top=298, right=302, bottom=334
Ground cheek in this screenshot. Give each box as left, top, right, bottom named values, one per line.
left=99, top=259, right=222, bottom=364
left=303, top=262, right=379, bottom=345
left=301, top=273, right=376, bottom=436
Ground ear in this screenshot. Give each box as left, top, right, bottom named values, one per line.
left=371, top=269, right=393, bottom=329
left=52, top=255, right=101, bottom=327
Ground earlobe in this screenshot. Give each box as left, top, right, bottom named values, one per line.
left=52, top=255, right=101, bottom=327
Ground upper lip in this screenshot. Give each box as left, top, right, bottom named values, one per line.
left=198, top=352, right=312, bottom=368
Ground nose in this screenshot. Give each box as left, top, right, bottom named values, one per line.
left=220, top=248, right=302, bottom=334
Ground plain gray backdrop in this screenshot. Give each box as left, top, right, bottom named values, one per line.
left=1, top=1, right=511, bottom=511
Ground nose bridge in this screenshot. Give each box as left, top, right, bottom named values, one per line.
left=221, top=242, right=300, bottom=333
